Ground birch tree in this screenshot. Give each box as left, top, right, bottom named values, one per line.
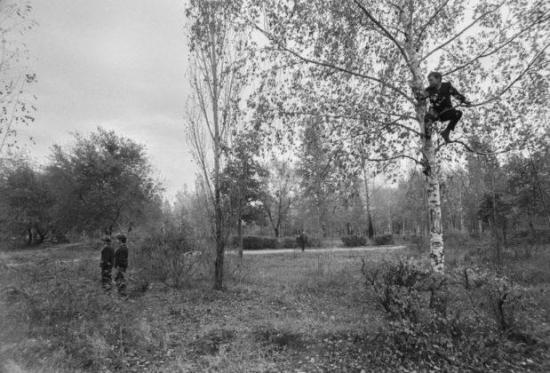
left=260, top=159, right=295, bottom=238
left=242, top=0, right=549, bottom=272
left=186, top=0, right=244, bottom=289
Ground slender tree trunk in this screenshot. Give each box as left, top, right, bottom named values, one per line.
left=490, top=169, right=502, bottom=268
left=529, top=156, right=550, bottom=227
left=211, top=30, right=224, bottom=291
left=425, top=154, right=445, bottom=273
left=409, top=58, right=445, bottom=273
left=459, top=191, right=465, bottom=233
left=387, top=206, right=392, bottom=235
left=237, top=215, right=243, bottom=259
left=362, top=161, right=375, bottom=239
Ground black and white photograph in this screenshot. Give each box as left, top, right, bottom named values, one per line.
left=0, top=0, right=549, bottom=371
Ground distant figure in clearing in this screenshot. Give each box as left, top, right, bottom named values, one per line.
left=297, top=230, right=308, bottom=252
left=99, top=236, right=114, bottom=291
left=419, top=71, right=471, bottom=143
left=114, top=234, right=129, bottom=296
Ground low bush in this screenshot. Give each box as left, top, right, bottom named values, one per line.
left=361, top=260, right=548, bottom=371
left=242, top=236, right=278, bottom=250
left=363, top=259, right=432, bottom=322
left=232, top=236, right=323, bottom=250
left=341, top=235, right=367, bottom=247
left=306, top=236, right=322, bottom=247
left=373, top=234, right=394, bottom=245
left=281, top=237, right=298, bottom=249
left=134, top=227, right=207, bottom=288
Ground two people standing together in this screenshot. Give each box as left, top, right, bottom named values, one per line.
left=100, top=234, right=128, bottom=295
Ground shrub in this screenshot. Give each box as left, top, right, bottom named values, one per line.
left=373, top=234, right=394, bottom=245
left=134, top=227, right=206, bottom=288
left=341, top=235, right=367, bottom=247
left=362, top=259, right=432, bottom=322
left=307, top=236, right=322, bottom=247
left=230, top=236, right=240, bottom=248
left=281, top=237, right=298, bottom=248
left=455, top=266, right=529, bottom=333
left=242, top=236, right=278, bottom=250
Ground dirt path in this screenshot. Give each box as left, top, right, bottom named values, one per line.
left=240, top=245, right=405, bottom=255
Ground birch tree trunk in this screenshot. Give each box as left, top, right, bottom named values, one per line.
left=409, top=52, right=445, bottom=273
left=362, top=160, right=375, bottom=239
left=237, top=215, right=243, bottom=259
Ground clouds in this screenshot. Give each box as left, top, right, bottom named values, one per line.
left=20, top=0, right=195, bottom=199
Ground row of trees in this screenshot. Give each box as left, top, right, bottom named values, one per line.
left=0, top=128, right=161, bottom=246
left=215, top=138, right=550, bottom=245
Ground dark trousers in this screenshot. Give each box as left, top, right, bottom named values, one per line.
left=425, top=109, right=463, bottom=132
left=101, top=268, right=112, bottom=290
left=115, top=268, right=127, bottom=295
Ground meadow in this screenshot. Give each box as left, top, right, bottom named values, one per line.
left=1, top=237, right=549, bottom=372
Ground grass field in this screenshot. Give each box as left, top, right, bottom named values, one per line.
left=1, top=242, right=549, bottom=372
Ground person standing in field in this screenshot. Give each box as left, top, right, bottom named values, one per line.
left=297, top=230, right=308, bottom=252
left=100, top=236, right=114, bottom=291
left=114, top=234, right=129, bottom=296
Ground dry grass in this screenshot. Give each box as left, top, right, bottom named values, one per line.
left=1, top=243, right=548, bottom=372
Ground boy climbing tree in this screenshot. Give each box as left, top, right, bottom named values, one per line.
left=418, top=71, right=471, bottom=143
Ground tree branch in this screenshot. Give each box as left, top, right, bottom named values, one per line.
left=351, top=0, right=412, bottom=71
left=416, top=0, right=452, bottom=44
left=469, top=43, right=549, bottom=107
left=442, top=11, right=550, bottom=76
left=437, top=138, right=512, bottom=156
left=365, top=153, right=423, bottom=165
left=421, top=1, right=506, bottom=62
left=248, top=20, right=414, bottom=103
left=278, top=109, right=423, bottom=137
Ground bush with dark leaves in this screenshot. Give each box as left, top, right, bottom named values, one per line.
left=341, top=235, right=367, bottom=247
left=373, top=234, right=394, bottom=245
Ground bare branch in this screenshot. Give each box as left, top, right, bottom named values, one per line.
left=437, top=138, right=513, bottom=156
left=248, top=20, right=414, bottom=103
left=442, top=11, right=550, bottom=76
left=416, top=0, right=452, bottom=44
left=351, top=0, right=412, bottom=71
left=469, top=43, right=550, bottom=107
left=421, top=1, right=506, bottom=62
left=275, top=108, right=424, bottom=137
left=365, top=153, right=423, bottom=165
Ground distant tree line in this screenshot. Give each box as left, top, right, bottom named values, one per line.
left=0, top=128, right=162, bottom=247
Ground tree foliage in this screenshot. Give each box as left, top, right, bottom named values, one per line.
left=48, top=128, right=159, bottom=235
left=0, top=0, right=36, bottom=155
left=239, top=0, right=549, bottom=271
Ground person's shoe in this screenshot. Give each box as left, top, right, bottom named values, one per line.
left=441, top=129, right=451, bottom=143
left=422, top=163, right=431, bottom=176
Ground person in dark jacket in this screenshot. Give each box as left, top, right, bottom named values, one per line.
left=100, top=236, right=114, bottom=290
left=419, top=71, right=471, bottom=143
left=114, top=234, right=129, bottom=296
left=297, top=230, right=308, bottom=252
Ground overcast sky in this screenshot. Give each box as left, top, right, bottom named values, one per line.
left=21, top=0, right=195, bottom=200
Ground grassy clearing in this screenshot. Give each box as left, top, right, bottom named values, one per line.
left=0, top=243, right=548, bottom=372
